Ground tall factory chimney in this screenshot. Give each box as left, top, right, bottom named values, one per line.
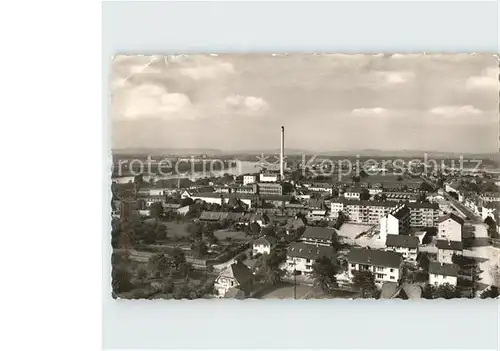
left=280, top=126, right=284, bottom=180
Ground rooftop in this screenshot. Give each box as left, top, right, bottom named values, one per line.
left=436, top=240, right=463, bottom=251
left=254, top=235, right=278, bottom=246
left=347, top=248, right=403, bottom=268
left=437, top=212, right=465, bottom=225
left=428, top=261, right=459, bottom=277
left=300, top=226, right=336, bottom=242
left=385, top=234, right=419, bottom=249
left=287, top=242, right=336, bottom=260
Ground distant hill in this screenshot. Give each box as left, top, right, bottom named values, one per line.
left=112, top=147, right=498, bottom=160
left=112, top=148, right=223, bottom=156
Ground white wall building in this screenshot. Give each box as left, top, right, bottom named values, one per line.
left=347, top=248, right=403, bottom=286
left=252, top=235, right=277, bottom=256
left=437, top=213, right=464, bottom=242
left=243, top=175, right=258, bottom=185
left=428, top=261, right=459, bottom=286
left=285, top=242, right=335, bottom=275
left=436, top=240, right=463, bottom=264
left=385, top=235, right=419, bottom=262
left=259, top=173, right=279, bottom=183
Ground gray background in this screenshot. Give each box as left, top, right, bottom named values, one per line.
left=102, top=1, right=499, bottom=349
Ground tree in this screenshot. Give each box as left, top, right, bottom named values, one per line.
left=422, top=283, right=436, bottom=299
left=171, top=248, right=187, bottom=271
left=436, top=283, right=461, bottom=299
left=148, top=254, right=172, bottom=278
left=374, top=193, right=387, bottom=202
left=484, top=216, right=499, bottom=239
left=191, top=241, right=208, bottom=258
left=249, top=222, right=261, bottom=236
left=187, top=222, right=203, bottom=241
left=180, top=197, right=194, bottom=207
left=311, top=256, right=339, bottom=294
left=254, top=252, right=285, bottom=285
left=112, top=267, right=133, bottom=294
left=423, top=283, right=461, bottom=299
left=154, top=222, right=167, bottom=241
left=149, top=202, right=164, bottom=220
left=334, top=211, right=347, bottom=230
left=396, top=175, right=404, bottom=181
left=419, top=181, right=434, bottom=192
left=480, top=286, right=499, bottom=298
left=352, top=270, right=376, bottom=298
left=359, top=188, right=370, bottom=201
left=359, top=169, right=368, bottom=178
left=448, top=191, right=459, bottom=200
left=137, top=267, right=148, bottom=285
left=417, top=193, right=428, bottom=203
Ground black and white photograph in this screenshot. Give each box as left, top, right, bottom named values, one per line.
left=110, top=53, right=499, bottom=300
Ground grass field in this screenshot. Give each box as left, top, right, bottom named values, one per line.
left=214, top=229, right=248, bottom=242
left=160, top=221, right=190, bottom=238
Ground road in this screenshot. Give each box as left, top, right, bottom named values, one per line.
left=420, top=175, right=482, bottom=223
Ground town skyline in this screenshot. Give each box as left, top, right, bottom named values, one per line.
left=112, top=53, right=499, bottom=154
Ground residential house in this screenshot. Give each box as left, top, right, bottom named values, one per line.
left=407, top=202, right=441, bottom=228
left=382, top=192, right=419, bottom=203
left=243, top=174, right=258, bottom=185
left=299, top=226, right=337, bottom=246
left=385, top=234, right=419, bottom=261
left=343, top=187, right=362, bottom=200
left=445, top=181, right=460, bottom=195
left=190, top=192, right=253, bottom=209
left=437, top=213, right=464, bottom=242
left=176, top=205, right=190, bottom=216
left=309, top=197, right=327, bottom=210
left=214, top=262, right=254, bottom=297
left=307, top=209, right=329, bottom=222
left=428, top=261, right=459, bottom=286
left=436, top=239, right=463, bottom=264
left=380, top=282, right=422, bottom=299
left=257, top=182, right=283, bottom=196
left=347, top=248, right=403, bottom=285
left=330, top=198, right=345, bottom=219
left=379, top=204, right=411, bottom=241
left=252, top=235, right=278, bottom=256
left=286, top=217, right=306, bottom=234
left=309, top=183, right=334, bottom=195
left=285, top=242, right=335, bottom=275
left=259, top=172, right=280, bottom=183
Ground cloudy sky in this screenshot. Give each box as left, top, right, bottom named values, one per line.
left=111, top=54, right=498, bottom=153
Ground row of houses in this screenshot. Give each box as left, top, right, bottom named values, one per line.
left=331, top=198, right=441, bottom=227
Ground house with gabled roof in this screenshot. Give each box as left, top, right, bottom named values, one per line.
left=436, top=239, right=463, bottom=264
left=428, top=261, right=459, bottom=286
left=437, top=213, right=464, bottom=242
left=252, top=235, right=278, bottom=256
left=285, top=242, right=336, bottom=275
left=347, top=248, right=403, bottom=285
left=385, top=234, right=419, bottom=261
left=299, top=226, right=337, bottom=247
left=214, top=261, right=254, bottom=297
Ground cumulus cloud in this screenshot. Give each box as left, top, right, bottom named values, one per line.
left=351, top=107, right=388, bottom=116
left=224, top=94, right=269, bottom=114
left=111, top=55, right=164, bottom=88
left=113, top=83, right=194, bottom=120
left=429, top=105, right=483, bottom=117
left=374, top=71, right=415, bottom=84
left=466, top=67, right=498, bottom=89
left=179, top=62, right=235, bottom=80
